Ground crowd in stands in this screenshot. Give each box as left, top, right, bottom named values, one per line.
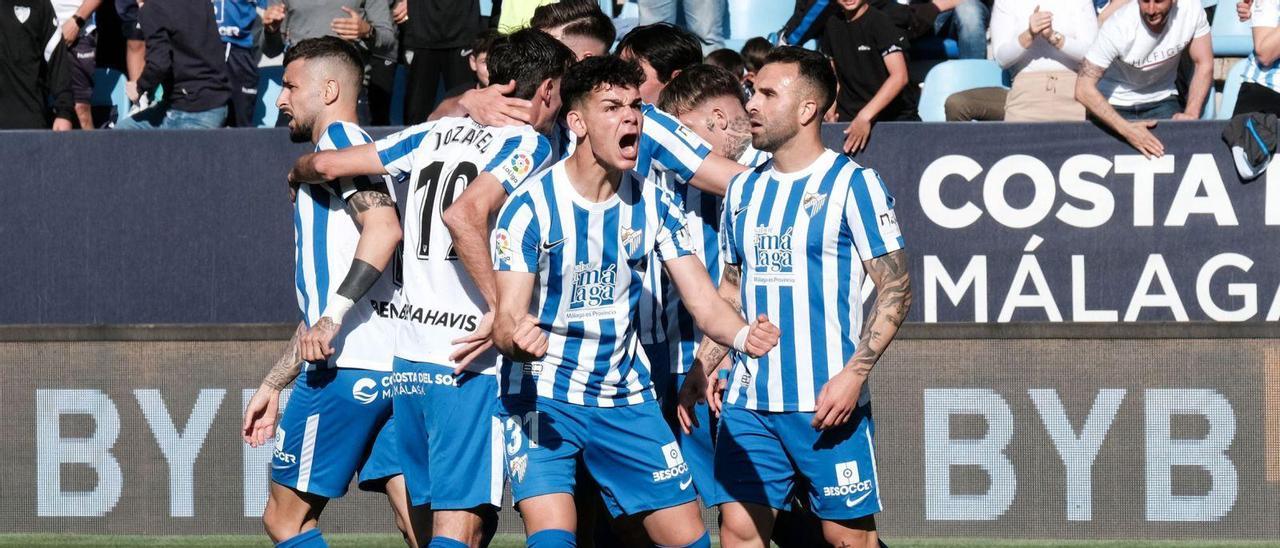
left=1, top=0, right=1277, bottom=155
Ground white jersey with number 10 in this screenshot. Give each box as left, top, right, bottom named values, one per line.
left=374, top=117, right=553, bottom=374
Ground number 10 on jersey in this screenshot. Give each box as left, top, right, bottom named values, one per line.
left=414, top=160, right=477, bottom=260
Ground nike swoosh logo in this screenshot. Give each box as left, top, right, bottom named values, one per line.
left=845, top=490, right=872, bottom=508
left=542, top=238, right=566, bottom=251
left=733, top=206, right=749, bottom=217
left=679, top=477, right=693, bottom=490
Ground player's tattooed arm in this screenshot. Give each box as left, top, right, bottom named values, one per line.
left=346, top=189, right=395, bottom=214
left=263, top=322, right=306, bottom=391
left=848, top=249, right=912, bottom=376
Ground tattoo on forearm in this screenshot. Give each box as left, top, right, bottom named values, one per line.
left=722, top=264, right=741, bottom=287
left=850, top=250, right=912, bottom=374
left=347, top=190, right=395, bottom=214
left=263, top=324, right=304, bottom=391
left=696, top=336, right=729, bottom=376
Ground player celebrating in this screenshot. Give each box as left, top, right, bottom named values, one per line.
left=288, top=29, right=574, bottom=548
left=240, top=37, right=412, bottom=548
left=490, top=55, right=781, bottom=548
left=646, top=63, right=770, bottom=511
left=684, top=47, right=912, bottom=548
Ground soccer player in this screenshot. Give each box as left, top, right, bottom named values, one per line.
left=646, top=63, right=769, bottom=512
left=239, top=36, right=411, bottom=548
left=287, top=29, right=574, bottom=548
left=682, top=46, right=912, bottom=548
left=490, top=55, right=781, bottom=548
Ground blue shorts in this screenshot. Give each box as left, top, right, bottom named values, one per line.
left=392, top=358, right=504, bottom=509
left=645, top=342, right=729, bottom=509
left=499, top=396, right=697, bottom=518
left=271, top=368, right=401, bottom=498
left=715, top=404, right=881, bottom=520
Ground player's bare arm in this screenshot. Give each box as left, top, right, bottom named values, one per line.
left=1074, top=59, right=1165, bottom=158
left=243, top=321, right=305, bottom=447
left=664, top=255, right=779, bottom=358
left=299, top=187, right=402, bottom=362
left=493, top=270, right=549, bottom=363
left=688, top=147, right=750, bottom=196
left=440, top=172, right=508, bottom=371
left=677, top=263, right=742, bottom=432
left=812, top=249, right=912, bottom=430
left=288, top=143, right=388, bottom=184
left=439, top=80, right=533, bottom=125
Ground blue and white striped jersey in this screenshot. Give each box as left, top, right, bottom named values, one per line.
left=294, top=121, right=399, bottom=372
left=375, top=117, right=553, bottom=374
left=645, top=145, right=772, bottom=375
left=720, top=150, right=904, bottom=412
left=1243, top=0, right=1279, bottom=93
left=550, top=104, right=712, bottom=174
left=492, top=161, right=697, bottom=407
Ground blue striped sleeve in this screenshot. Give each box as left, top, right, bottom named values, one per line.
left=325, top=123, right=387, bottom=201
left=374, top=121, right=436, bottom=179
left=640, top=105, right=712, bottom=183
left=484, top=132, right=553, bottom=194
left=493, top=191, right=541, bottom=272
left=655, top=190, right=696, bottom=262
left=844, top=167, right=903, bottom=260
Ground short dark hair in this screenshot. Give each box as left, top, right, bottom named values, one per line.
left=657, top=64, right=744, bottom=116
left=560, top=55, right=645, bottom=110
left=531, top=0, right=617, bottom=47
left=486, top=29, right=576, bottom=100
left=470, top=29, right=504, bottom=58
left=283, top=36, right=364, bottom=78
left=740, top=37, right=773, bottom=72
left=762, top=46, right=836, bottom=113
left=704, top=49, right=745, bottom=78
left=616, top=23, right=702, bottom=83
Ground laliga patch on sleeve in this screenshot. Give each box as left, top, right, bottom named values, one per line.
left=501, top=152, right=534, bottom=183
left=493, top=229, right=513, bottom=262
left=877, top=210, right=901, bottom=239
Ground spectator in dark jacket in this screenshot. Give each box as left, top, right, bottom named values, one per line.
left=0, top=0, right=74, bottom=129
left=116, top=0, right=232, bottom=129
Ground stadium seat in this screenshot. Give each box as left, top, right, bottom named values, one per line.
left=726, top=0, right=792, bottom=41
left=1211, top=5, right=1253, bottom=57
left=917, top=59, right=1007, bottom=122
left=910, top=36, right=961, bottom=60
left=90, top=67, right=129, bottom=116
left=1201, top=86, right=1216, bottom=119
left=1216, top=58, right=1251, bottom=119
left=254, top=65, right=285, bottom=128
left=388, top=65, right=408, bottom=126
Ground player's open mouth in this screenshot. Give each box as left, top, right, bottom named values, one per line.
left=619, top=132, right=639, bottom=159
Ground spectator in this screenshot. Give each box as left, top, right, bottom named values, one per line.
left=705, top=48, right=747, bottom=81
left=992, top=0, right=1098, bottom=121
left=0, top=0, right=74, bottom=129
left=531, top=0, right=617, bottom=59
left=740, top=36, right=772, bottom=94
left=439, top=29, right=502, bottom=102
left=116, top=0, right=232, bottom=129
left=1235, top=0, right=1280, bottom=115
left=52, top=0, right=101, bottom=129
left=213, top=0, right=261, bottom=127
left=820, top=0, right=917, bottom=153
left=639, top=0, right=725, bottom=53
left=115, top=0, right=145, bottom=107
left=784, top=0, right=991, bottom=60
left=396, top=0, right=481, bottom=124
left=1076, top=0, right=1212, bottom=157
left=617, top=22, right=704, bottom=104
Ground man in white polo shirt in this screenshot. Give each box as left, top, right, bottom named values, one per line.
left=1075, top=0, right=1213, bottom=158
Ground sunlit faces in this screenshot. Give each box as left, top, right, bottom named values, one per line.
left=675, top=94, right=751, bottom=161
left=620, top=50, right=667, bottom=105
left=278, top=58, right=324, bottom=143
left=566, top=83, right=644, bottom=171
left=744, top=62, right=812, bottom=153
left=1138, top=0, right=1174, bottom=30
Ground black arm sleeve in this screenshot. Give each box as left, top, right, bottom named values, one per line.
left=335, top=259, right=384, bottom=301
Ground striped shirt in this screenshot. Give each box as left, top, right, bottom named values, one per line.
left=375, top=117, right=553, bottom=374
left=294, top=121, right=399, bottom=372
left=720, top=150, right=904, bottom=412
left=550, top=104, right=712, bottom=175
left=493, top=161, right=696, bottom=407
left=646, top=145, right=772, bottom=376
left=1243, top=0, right=1280, bottom=93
